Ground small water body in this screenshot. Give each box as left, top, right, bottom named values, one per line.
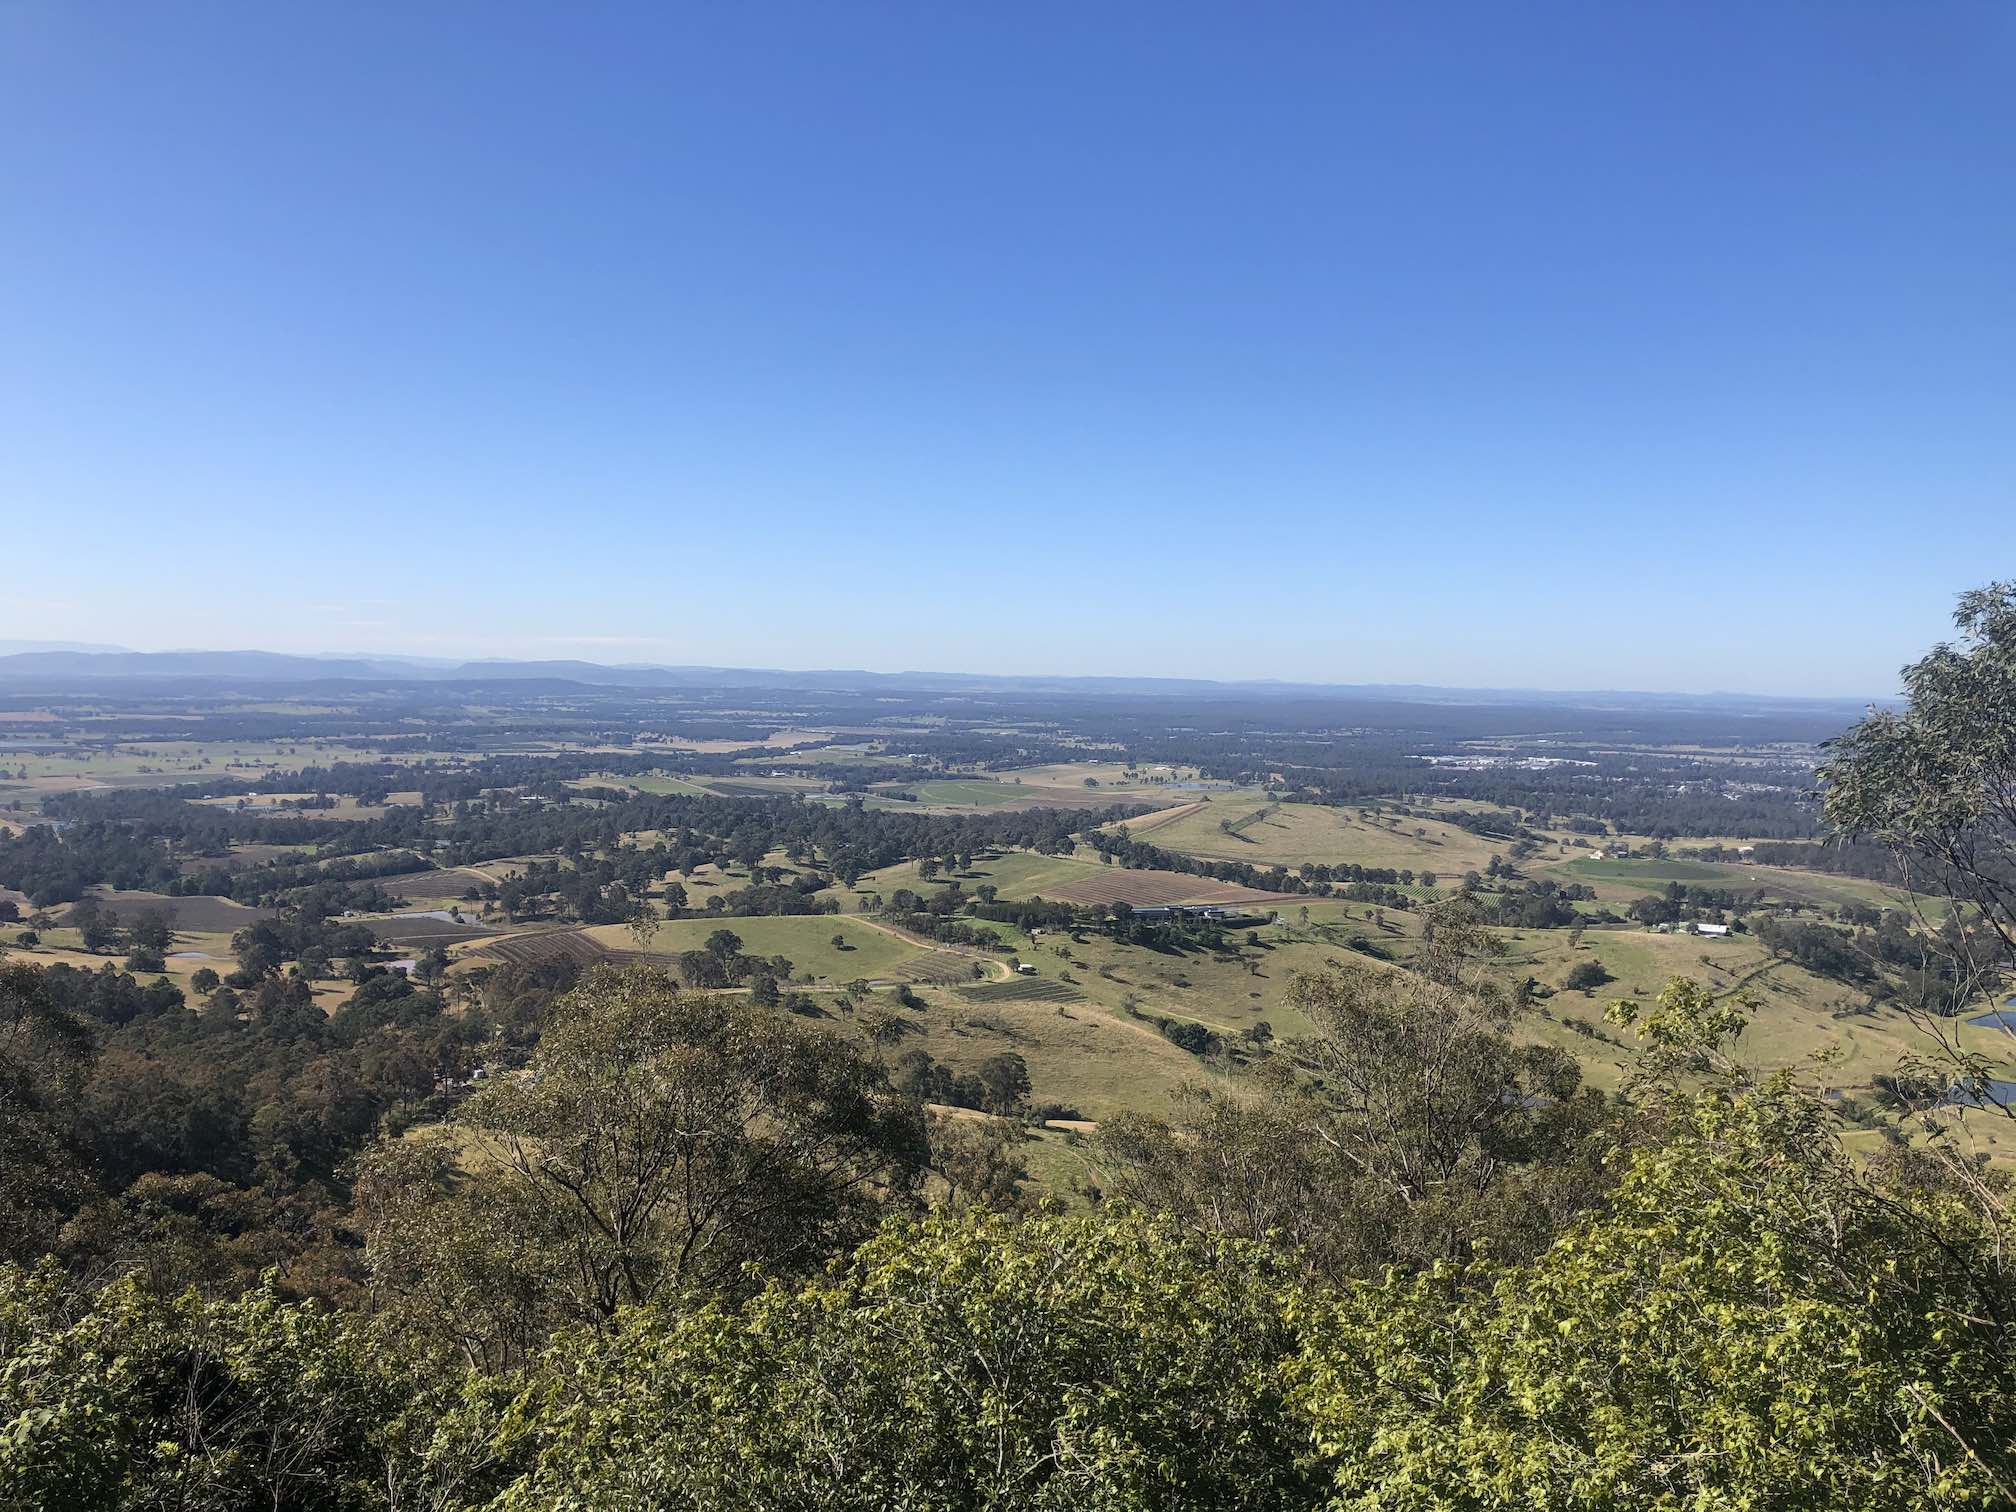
left=1942, top=1079, right=2016, bottom=1111
left=1970, top=1009, right=2016, bottom=1031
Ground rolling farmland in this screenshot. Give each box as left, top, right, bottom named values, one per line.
left=1116, top=798, right=1507, bottom=875
left=1037, top=869, right=1284, bottom=909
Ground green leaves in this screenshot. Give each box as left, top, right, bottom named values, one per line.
left=358, top=967, right=928, bottom=1366
left=1821, top=580, right=2016, bottom=962
left=1292, top=1063, right=2016, bottom=1510
left=0, top=1266, right=422, bottom=1512
left=492, top=1207, right=1320, bottom=1511
left=11, top=1082, right=2016, bottom=1512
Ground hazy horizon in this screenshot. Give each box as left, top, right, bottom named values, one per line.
left=0, top=637, right=1899, bottom=704
left=0, top=619, right=1942, bottom=701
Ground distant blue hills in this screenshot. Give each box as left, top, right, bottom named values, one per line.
left=0, top=642, right=1889, bottom=714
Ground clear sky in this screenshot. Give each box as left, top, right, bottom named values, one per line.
left=3, top=3, right=2011, bottom=695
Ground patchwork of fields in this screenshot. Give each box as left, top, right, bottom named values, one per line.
left=4, top=716, right=2004, bottom=1159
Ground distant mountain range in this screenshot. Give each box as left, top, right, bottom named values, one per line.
left=0, top=639, right=133, bottom=656
left=0, top=643, right=1887, bottom=714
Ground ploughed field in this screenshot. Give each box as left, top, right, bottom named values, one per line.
left=378, top=869, right=494, bottom=901
left=362, top=913, right=500, bottom=947
left=464, top=928, right=612, bottom=970
left=957, top=976, right=1085, bottom=1004
left=376, top=856, right=564, bottom=901
left=64, top=889, right=274, bottom=932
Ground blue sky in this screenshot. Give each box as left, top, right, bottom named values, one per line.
left=2, top=2, right=2010, bottom=695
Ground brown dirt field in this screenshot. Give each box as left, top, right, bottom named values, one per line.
left=893, top=950, right=985, bottom=984
left=463, top=928, right=614, bottom=969
left=364, top=915, right=500, bottom=947
left=461, top=928, right=695, bottom=974
left=380, top=868, right=492, bottom=900
left=1038, top=869, right=1285, bottom=909
left=70, top=889, right=275, bottom=932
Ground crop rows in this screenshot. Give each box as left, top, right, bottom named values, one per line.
left=955, top=976, right=1084, bottom=1004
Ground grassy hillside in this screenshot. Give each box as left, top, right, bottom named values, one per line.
left=1536, top=854, right=1930, bottom=914
left=1118, top=798, right=1507, bottom=875
left=826, top=849, right=1285, bottom=909
left=745, top=891, right=2016, bottom=1135
left=826, top=851, right=1115, bottom=905
left=577, top=915, right=931, bottom=983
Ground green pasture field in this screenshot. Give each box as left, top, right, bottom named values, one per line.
left=566, top=772, right=716, bottom=798
left=808, top=885, right=2012, bottom=1130
left=857, top=976, right=1210, bottom=1123
left=691, top=773, right=831, bottom=798
left=736, top=742, right=890, bottom=766
left=578, top=915, right=930, bottom=983
left=883, top=769, right=1194, bottom=812
left=804, top=867, right=1420, bottom=1118
left=4, top=929, right=241, bottom=999
left=1119, top=797, right=1506, bottom=876
left=955, top=918, right=1033, bottom=949
left=1540, top=855, right=1930, bottom=914
left=226, top=702, right=356, bottom=716
left=1454, top=923, right=2015, bottom=1099
left=0, top=737, right=447, bottom=810
left=1012, top=1125, right=1104, bottom=1206
left=647, top=850, right=821, bottom=899
left=886, top=779, right=1059, bottom=808
left=974, top=913, right=1405, bottom=1054
left=190, top=793, right=394, bottom=821
left=826, top=851, right=1117, bottom=906
left=568, top=774, right=834, bottom=810
left=837, top=847, right=1287, bottom=909
left=974, top=762, right=1254, bottom=804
